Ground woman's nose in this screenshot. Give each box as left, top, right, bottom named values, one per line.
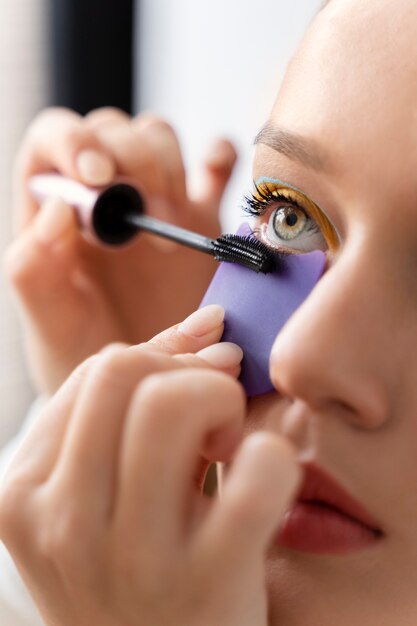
left=269, top=249, right=396, bottom=430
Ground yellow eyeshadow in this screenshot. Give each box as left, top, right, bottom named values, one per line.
left=255, top=183, right=339, bottom=253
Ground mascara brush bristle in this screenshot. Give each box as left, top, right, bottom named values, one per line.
left=212, top=234, right=276, bottom=273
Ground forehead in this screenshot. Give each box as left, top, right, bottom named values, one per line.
left=264, top=0, right=417, bottom=190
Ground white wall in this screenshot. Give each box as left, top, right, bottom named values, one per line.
left=0, top=1, right=48, bottom=443
left=136, top=0, right=321, bottom=231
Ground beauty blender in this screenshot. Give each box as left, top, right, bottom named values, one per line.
left=200, top=223, right=326, bottom=396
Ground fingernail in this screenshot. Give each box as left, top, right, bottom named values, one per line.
left=197, top=342, right=243, bottom=368
left=76, top=149, right=114, bottom=185
left=34, top=197, right=74, bottom=244
left=178, top=305, right=224, bottom=337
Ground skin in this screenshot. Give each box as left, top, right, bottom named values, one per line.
left=249, top=0, right=417, bottom=623
left=5, top=108, right=236, bottom=394
left=0, top=308, right=300, bottom=626
left=1, top=0, right=417, bottom=624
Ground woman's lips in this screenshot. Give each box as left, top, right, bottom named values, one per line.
left=276, top=463, right=384, bottom=554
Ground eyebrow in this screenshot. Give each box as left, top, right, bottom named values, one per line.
left=254, top=122, right=326, bottom=171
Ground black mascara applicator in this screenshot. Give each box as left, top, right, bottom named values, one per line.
left=29, top=174, right=275, bottom=273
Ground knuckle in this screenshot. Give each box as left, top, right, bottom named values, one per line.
left=200, top=369, right=246, bottom=406
left=3, top=241, right=21, bottom=280
left=86, top=106, right=129, bottom=124
left=93, top=348, right=130, bottom=386
left=0, top=477, right=37, bottom=553
left=65, top=355, right=97, bottom=389
left=0, top=480, right=25, bottom=536
left=92, top=347, right=162, bottom=391
left=134, top=368, right=245, bottom=428
left=27, top=107, right=78, bottom=141
left=134, top=113, right=174, bottom=133
left=3, top=238, right=35, bottom=287
left=135, top=372, right=171, bottom=410
left=38, top=508, right=82, bottom=567
left=131, top=372, right=181, bottom=430
left=26, top=107, right=57, bottom=136
left=62, top=126, right=91, bottom=154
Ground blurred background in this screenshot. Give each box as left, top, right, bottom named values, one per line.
left=0, top=0, right=321, bottom=444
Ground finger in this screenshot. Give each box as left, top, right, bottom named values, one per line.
left=50, top=303, right=227, bottom=472
left=4, top=197, right=111, bottom=392
left=85, top=107, right=131, bottom=129
left=15, top=108, right=116, bottom=230
left=5, top=196, right=80, bottom=315
left=116, top=369, right=246, bottom=544
left=92, top=114, right=187, bottom=219
left=0, top=355, right=94, bottom=584
left=148, top=305, right=225, bottom=355
left=183, top=342, right=243, bottom=380
left=132, top=115, right=188, bottom=212
left=197, top=433, right=301, bottom=570
left=192, top=138, right=237, bottom=213
left=5, top=197, right=79, bottom=295
left=51, top=340, right=242, bottom=519
left=52, top=348, right=181, bottom=515
left=1, top=355, right=97, bottom=488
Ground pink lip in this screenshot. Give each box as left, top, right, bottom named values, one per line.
left=276, top=463, right=384, bottom=555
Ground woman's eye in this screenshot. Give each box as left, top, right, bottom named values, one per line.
left=242, top=181, right=339, bottom=254
left=271, top=205, right=306, bottom=240
left=265, top=203, right=327, bottom=252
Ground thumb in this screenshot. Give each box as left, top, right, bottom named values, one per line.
left=193, top=139, right=237, bottom=211
left=147, top=304, right=226, bottom=355
left=200, top=433, right=301, bottom=569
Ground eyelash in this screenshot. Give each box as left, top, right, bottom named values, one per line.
left=241, top=182, right=319, bottom=236
left=242, top=182, right=303, bottom=216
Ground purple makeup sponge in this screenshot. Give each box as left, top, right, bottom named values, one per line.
left=200, top=223, right=326, bottom=396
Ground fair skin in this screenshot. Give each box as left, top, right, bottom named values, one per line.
left=1, top=0, right=417, bottom=624
left=0, top=307, right=300, bottom=626
left=5, top=107, right=236, bottom=394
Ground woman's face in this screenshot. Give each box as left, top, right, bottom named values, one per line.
left=243, top=0, right=417, bottom=623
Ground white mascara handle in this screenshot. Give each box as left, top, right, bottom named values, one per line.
left=29, top=173, right=99, bottom=234
left=28, top=173, right=143, bottom=246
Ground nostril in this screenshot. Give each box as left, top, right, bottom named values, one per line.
left=269, top=343, right=390, bottom=431
left=338, top=390, right=389, bottom=431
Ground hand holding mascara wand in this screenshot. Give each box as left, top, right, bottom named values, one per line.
left=29, top=174, right=275, bottom=274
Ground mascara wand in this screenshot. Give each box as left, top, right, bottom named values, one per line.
left=125, top=213, right=275, bottom=273
left=29, top=174, right=275, bottom=274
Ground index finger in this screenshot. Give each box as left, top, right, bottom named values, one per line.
left=147, top=305, right=226, bottom=355
left=13, top=107, right=116, bottom=231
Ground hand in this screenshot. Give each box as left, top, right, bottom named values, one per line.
left=0, top=307, right=300, bottom=626
left=4, top=107, right=237, bottom=394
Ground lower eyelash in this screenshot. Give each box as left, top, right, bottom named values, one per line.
left=305, top=221, right=321, bottom=235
